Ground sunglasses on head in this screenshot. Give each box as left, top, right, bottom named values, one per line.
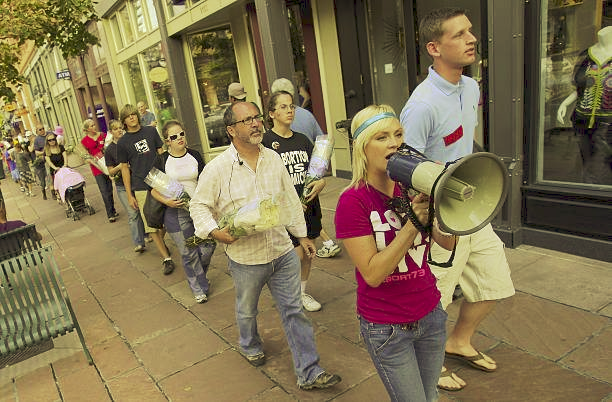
left=168, top=131, right=185, bottom=141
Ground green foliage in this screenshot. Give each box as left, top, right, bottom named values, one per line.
left=0, top=0, right=100, bottom=102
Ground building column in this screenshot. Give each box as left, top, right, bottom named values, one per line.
left=254, top=0, right=295, bottom=87
left=487, top=0, right=524, bottom=246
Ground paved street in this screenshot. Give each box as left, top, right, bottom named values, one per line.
left=0, top=165, right=611, bottom=402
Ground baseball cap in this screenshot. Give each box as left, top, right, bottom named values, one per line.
left=228, top=82, right=247, bottom=100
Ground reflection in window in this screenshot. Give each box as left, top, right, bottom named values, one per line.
left=539, top=1, right=611, bottom=186
left=143, top=44, right=177, bottom=127
left=118, top=7, right=134, bottom=45
left=132, top=0, right=147, bottom=35
left=110, top=16, right=124, bottom=50
left=189, top=28, right=239, bottom=148
left=166, top=0, right=186, bottom=19
left=123, top=55, right=146, bottom=106
left=146, top=0, right=158, bottom=29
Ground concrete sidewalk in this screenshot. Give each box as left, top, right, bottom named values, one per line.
left=0, top=167, right=611, bottom=402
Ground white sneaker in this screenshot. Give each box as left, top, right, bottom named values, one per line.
left=302, top=293, right=322, bottom=312
left=195, top=294, right=208, bottom=303
left=316, top=243, right=341, bottom=258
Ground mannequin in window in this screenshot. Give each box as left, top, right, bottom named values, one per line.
left=557, top=26, right=611, bottom=185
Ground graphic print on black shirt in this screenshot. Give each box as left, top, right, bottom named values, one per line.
left=262, top=130, right=314, bottom=195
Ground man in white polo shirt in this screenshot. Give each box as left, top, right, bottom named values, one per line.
left=400, top=7, right=515, bottom=392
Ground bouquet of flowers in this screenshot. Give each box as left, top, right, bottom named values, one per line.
left=300, top=135, right=334, bottom=204
left=185, top=195, right=283, bottom=247
left=71, top=143, right=109, bottom=175
left=145, top=167, right=191, bottom=211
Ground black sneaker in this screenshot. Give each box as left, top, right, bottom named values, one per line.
left=298, top=371, right=342, bottom=390
left=111, top=211, right=119, bottom=218
left=162, top=258, right=175, bottom=275
left=109, top=216, right=117, bottom=223
left=241, top=352, right=265, bottom=367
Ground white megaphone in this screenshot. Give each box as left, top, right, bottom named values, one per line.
left=386, top=149, right=509, bottom=235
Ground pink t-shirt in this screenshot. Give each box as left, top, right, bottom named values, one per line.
left=335, top=183, right=440, bottom=324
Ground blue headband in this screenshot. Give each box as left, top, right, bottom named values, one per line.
left=352, top=112, right=396, bottom=140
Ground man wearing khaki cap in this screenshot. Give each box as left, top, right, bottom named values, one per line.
left=228, top=82, right=247, bottom=104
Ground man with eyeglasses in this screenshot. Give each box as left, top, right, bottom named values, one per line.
left=33, top=124, right=50, bottom=199
left=190, top=101, right=342, bottom=391
left=117, top=104, right=175, bottom=275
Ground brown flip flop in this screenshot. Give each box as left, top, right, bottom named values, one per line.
left=437, top=369, right=465, bottom=392
left=445, top=350, right=496, bottom=372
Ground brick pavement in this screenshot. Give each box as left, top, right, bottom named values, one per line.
left=0, top=165, right=611, bottom=401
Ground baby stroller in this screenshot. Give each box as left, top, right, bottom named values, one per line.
left=54, top=167, right=96, bottom=221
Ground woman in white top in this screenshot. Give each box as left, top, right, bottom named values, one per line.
left=152, top=120, right=215, bottom=303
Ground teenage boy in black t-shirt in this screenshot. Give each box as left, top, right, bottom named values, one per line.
left=117, top=104, right=175, bottom=275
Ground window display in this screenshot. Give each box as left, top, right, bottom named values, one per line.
left=188, top=28, right=239, bottom=149
left=540, top=0, right=610, bottom=186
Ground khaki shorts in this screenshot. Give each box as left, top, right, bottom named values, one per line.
left=430, top=224, right=515, bottom=309
left=135, top=190, right=159, bottom=234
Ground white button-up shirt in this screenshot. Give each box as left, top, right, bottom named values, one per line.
left=190, top=143, right=307, bottom=265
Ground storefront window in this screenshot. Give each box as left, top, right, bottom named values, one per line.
left=166, top=0, right=187, bottom=19
left=142, top=44, right=177, bottom=127
left=110, top=16, right=124, bottom=50
left=132, top=0, right=147, bottom=35
left=146, top=0, right=158, bottom=29
left=118, top=7, right=135, bottom=45
left=189, top=27, right=239, bottom=148
left=122, top=55, right=147, bottom=107
left=539, top=0, right=611, bottom=186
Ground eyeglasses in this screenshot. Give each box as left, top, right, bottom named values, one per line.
left=168, top=131, right=185, bottom=141
left=231, top=114, right=264, bottom=126
left=37, top=128, right=45, bottom=131
left=273, top=104, right=296, bottom=112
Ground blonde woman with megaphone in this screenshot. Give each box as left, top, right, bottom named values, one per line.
left=335, top=104, right=456, bottom=402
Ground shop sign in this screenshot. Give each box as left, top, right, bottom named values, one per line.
left=149, top=67, right=169, bottom=83
left=56, top=70, right=71, bottom=80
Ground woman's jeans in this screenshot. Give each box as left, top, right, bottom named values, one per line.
left=360, top=304, right=447, bottom=402
left=166, top=208, right=215, bottom=297
left=94, top=174, right=117, bottom=218
left=228, top=249, right=323, bottom=386
left=115, top=185, right=145, bottom=247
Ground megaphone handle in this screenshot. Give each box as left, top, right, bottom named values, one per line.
left=427, top=239, right=457, bottom=268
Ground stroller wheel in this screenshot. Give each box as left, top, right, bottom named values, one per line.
left=88, top=206, right=95, bottom=215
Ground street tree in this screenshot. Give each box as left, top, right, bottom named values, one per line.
left=0, top=0, right=99, bottom=102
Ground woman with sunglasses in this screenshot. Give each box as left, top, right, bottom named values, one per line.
left=151, top=120, right=215, bottom=303
left=44, top=133, right=67, bottom=201
left=334, top=105, right=457, bottom=402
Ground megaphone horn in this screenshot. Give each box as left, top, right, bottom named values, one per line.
left=386, top=150, right=509, bottom=236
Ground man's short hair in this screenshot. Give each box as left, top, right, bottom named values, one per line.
left=270, top=78, right=295, bottom=98
left=119, top=104, right=139, bottom=125
left=419, top=7, right=467, bottom=46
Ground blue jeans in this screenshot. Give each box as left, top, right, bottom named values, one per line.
left=228, top=249, right=323, bottom=386
left=94, top=174, right=116, bottom=218
left=166, top=208, right=215, bottom=297
left=116, top=185, right=145, bottom=247
left=360, top=303, right=447, bottom=402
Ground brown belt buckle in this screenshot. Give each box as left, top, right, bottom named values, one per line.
left=399, top=322, right=418, bottom=331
